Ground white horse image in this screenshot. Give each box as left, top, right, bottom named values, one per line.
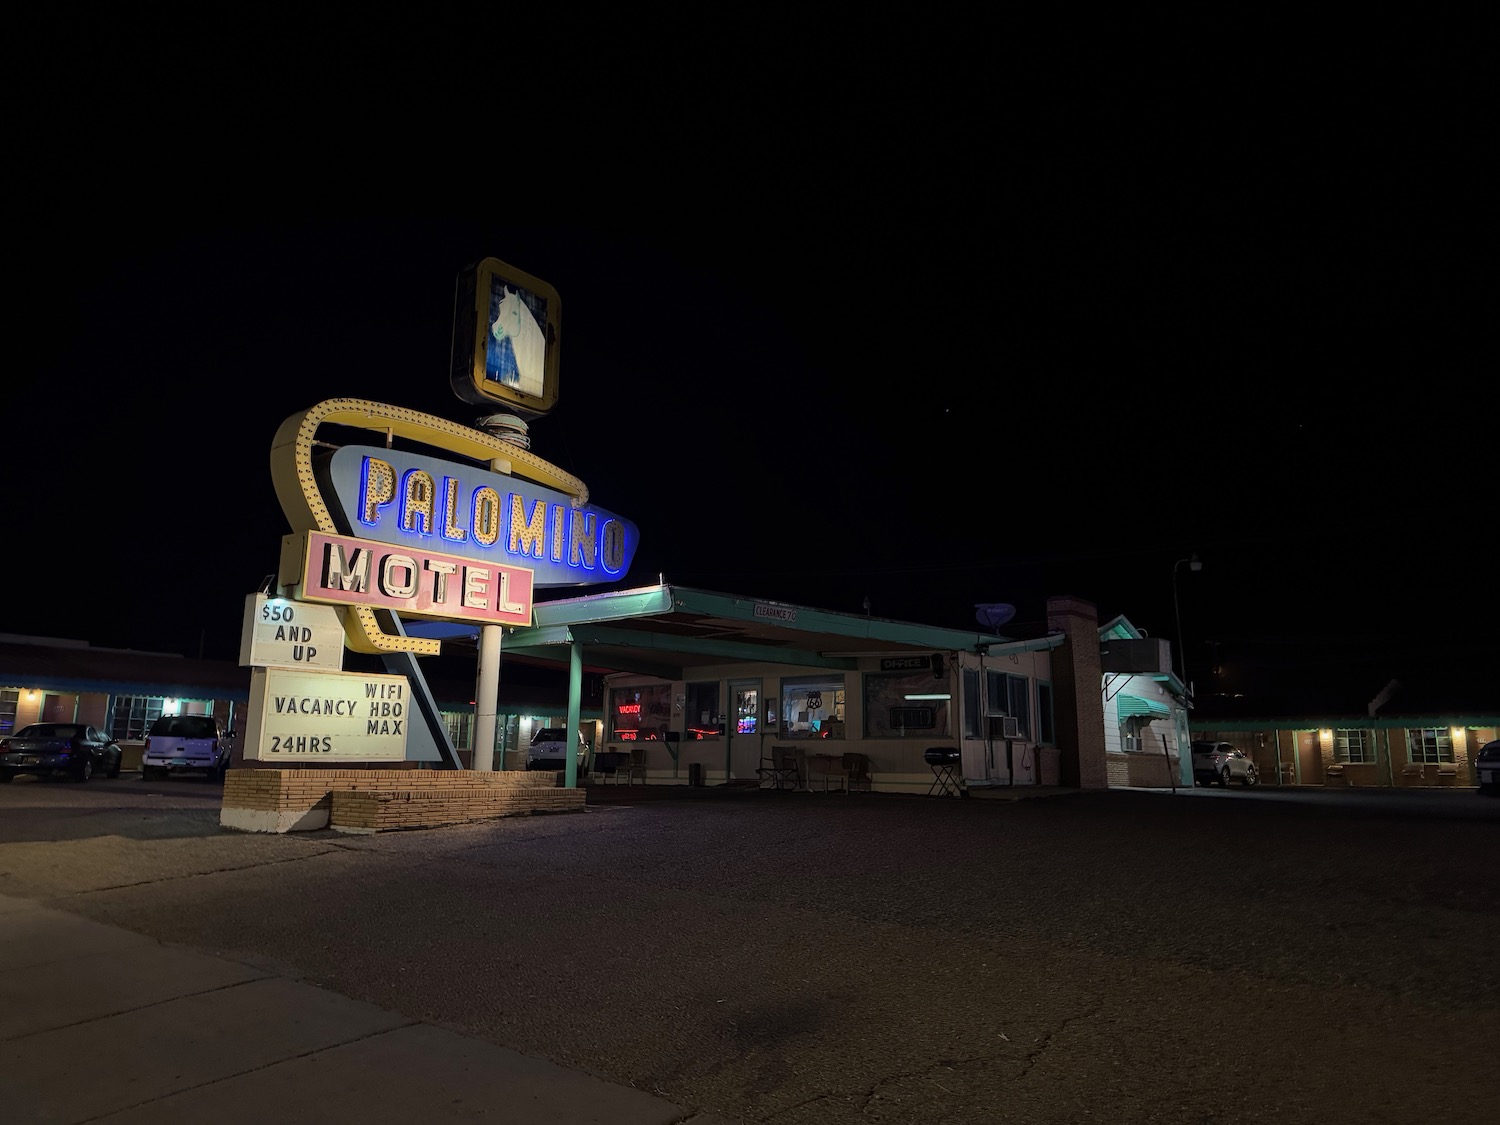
left=487, top=285, right=546, bottom=398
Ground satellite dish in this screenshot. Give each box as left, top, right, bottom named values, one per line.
left=975, top=603, right=1016, bottom=629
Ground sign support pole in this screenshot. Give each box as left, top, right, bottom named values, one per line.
left=472, top=624, right=501, bottom=772
left=565, top=639, right=582, bottom=788
left=471, top=446, right=513, bottom=773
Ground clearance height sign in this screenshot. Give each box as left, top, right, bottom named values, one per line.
left=247, top=667, right=410, bottom=762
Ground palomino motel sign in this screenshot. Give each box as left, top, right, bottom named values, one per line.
left=256, top=396, right=640, bottom=764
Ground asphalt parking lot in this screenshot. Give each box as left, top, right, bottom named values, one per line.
left=2, top=773, right=1496, bottom=1124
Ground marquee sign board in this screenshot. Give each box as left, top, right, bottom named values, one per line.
left=246, top=666, right=410, bottom=762
left=239, top=594, right=345, bottom=671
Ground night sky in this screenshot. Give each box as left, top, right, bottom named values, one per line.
left=9, top=37, right=1492, bottom=711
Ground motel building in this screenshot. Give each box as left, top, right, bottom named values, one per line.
left=3, top=591, right=1187, bottom=798
left=6, top=589, right=1491, bottom=801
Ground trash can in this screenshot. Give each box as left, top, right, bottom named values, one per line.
left=688, top=762, right=705, bottom=787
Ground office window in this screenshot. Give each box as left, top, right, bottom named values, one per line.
left=984, top=671, right=1030, bottom=739
left=1407, top=727, right=1454, bottom=764
left=686, top=681, right=721, bottom=740
left=1035, top=682, right=1055, bottom=745
left=864, top=671, right=950, bottom=738
left=779, top=676, right=845, bottom=739
left=962, top=668, right=982, bottom=737
left=1333, top=728, right=1374, bottom=764
left=732, top=681, right=760, bottom=735
left=611, top=684, right=672, bottom=741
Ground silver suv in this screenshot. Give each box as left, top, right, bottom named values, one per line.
left=142, top=715, right=234, bottom=781
left=1192, top=741, right=1259, bottom=787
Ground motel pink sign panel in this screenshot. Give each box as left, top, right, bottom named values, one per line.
left=297, top=531, right=534, bottom=627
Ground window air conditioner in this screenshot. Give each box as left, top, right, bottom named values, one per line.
left=986, top=715, right=1020, bottom=739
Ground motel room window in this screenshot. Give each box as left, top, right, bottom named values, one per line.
left=442, top=710, right=473, bottom=751
left=108, top=695, right=167, bottom=741
left=610, top=683, right=672, bottom=742
left=864, top=670, right=951, bottom=739
left=1120, top=717, right=1144, bottom=753
left=0, top=688, right=18, bottom=735
left=984, top=671, right=1031, bottom=740
left=1333, top=728, right=1375, bottom=765
left=685, top=681, right=721, bottom=740
left=1407, top=727, right=1454, bottom=765
left=779, top=676, right=845, bottom=739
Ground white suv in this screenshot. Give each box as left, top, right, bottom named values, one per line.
left=1192, top=740, right=1259, bottom=787
left=142, top=715, right=234, bottom=781
left=526, top=727, right=588, bottom=771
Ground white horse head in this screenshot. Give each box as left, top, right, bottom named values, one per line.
left=488, top=286, right=546, bottom=396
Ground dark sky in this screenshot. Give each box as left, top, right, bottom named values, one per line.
left=8, top=34, right=1492, bottom=709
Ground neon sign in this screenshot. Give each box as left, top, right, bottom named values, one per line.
left=325, top=447, right=637, bottom=588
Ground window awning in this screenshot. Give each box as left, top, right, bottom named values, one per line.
left=1118, top=693, right=1172, bottom=721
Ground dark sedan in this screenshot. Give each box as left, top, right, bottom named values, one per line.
left=0, top=722, right=123, bottom=782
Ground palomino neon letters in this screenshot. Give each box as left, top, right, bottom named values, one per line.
left=326, top=446, right=639, bottom=588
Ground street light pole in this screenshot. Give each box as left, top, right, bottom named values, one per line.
left=1173, top=552, right=1203, bottom=692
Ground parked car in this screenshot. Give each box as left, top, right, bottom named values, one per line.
left=1192, top=740, right=1259, bottom=787
left=526, top=727, right=590, bottom=771
left=141, top=714, right=234, bottom=781
left=1477, top=739, right=1500, bottom=795
left=0, top=723, right=122, bottom=782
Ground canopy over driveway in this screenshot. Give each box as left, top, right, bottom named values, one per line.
left=408, top=583, right=1054, bottom=679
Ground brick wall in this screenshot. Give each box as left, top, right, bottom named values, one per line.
left=220, top=768, right=585, bottom=834
left=1106, top=751, right=1181, bottom=788
left=1046, top=595, right=1108, bottom=789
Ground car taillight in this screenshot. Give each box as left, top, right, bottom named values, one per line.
left=143, top=738, right=151, bottom=751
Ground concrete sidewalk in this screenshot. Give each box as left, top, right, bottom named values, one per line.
left=0, top=893, right=735, bottom=1125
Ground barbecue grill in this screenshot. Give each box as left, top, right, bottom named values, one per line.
left=923, top=747, right=960, bottom=765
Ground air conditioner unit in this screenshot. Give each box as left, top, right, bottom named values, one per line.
left=986, top=715, right=1020, bottom=739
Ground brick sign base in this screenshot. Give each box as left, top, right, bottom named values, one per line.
left=220, top=768, right=586, bottom=834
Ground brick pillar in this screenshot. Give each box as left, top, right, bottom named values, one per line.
left=1046, top=595, right=1107, bottom=790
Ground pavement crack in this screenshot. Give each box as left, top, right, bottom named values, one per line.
left=1015, top=1000, right=1104, bottom=1079
left=8, top=977, right=274, bottom=1039
left=66, top=846, right=348, bottom=894
left=68, top=1022, right=421, bottom=1123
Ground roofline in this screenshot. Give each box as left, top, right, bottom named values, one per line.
left=528, top=583, right=1021, bottom=652
left=1193, top=714, right=1500, bottom=731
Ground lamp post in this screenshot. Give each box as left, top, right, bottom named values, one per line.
left=1173, top=552, right=1203, bottom=691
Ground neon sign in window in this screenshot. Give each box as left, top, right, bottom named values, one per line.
left=609, top=684, right=671, bottom=742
